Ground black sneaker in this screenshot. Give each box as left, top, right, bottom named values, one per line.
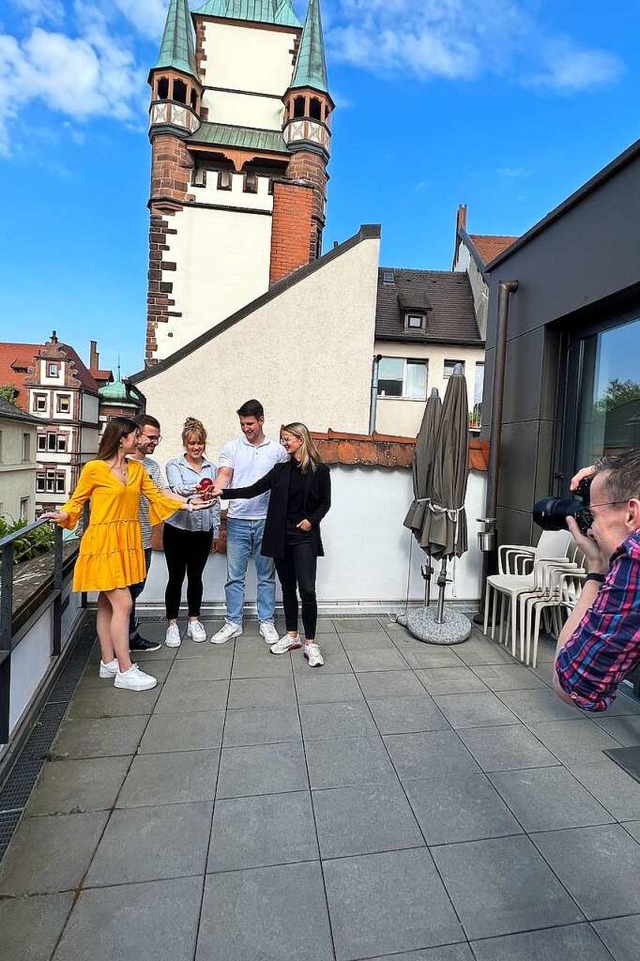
left=129, top=634, right=162, bottom=653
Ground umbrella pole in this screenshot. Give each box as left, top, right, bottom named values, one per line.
left=435, top=558, right=448, bottom=625
left=421, top=552, right=434, bottom=606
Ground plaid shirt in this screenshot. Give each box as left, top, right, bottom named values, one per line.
left=556, top=531, right=640, bottom=712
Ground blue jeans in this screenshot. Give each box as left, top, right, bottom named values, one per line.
left=225, top=518, right=276, bottom=626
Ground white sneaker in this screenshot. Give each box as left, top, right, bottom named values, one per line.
left=211, top=622, right=243, bottom=645
left=270, top=634, right=303, bottom=655
left=114, top=664, right=158, bottom=691
left=187, top=619, right=207, bottom=643
left=304, top=643, right=324, bottom=668
left=165, top=623, right=181, bottom=647
left=259, top=621, right=280, bottom=644
left=99, top=658, right=118, bottom=679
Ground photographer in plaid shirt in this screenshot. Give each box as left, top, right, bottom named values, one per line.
left=553, top=450, right=640, bottom=712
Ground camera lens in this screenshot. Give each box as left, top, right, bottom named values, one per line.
left=532, top=496, right=583, bottom=531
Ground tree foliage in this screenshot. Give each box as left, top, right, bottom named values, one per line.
left=595, top=378, right=640, bottom=413
left=0, top=384, right=20, bottom=406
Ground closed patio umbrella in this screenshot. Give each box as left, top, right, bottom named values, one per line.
left=403, top=388, right=442, bottom=605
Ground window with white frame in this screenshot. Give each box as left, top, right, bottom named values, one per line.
left=444, top=359, right=465, bottom=378
left=36, top=472, right=46, bottom=492
left=57, top=394, right=71, bottom=414
left=405, top=313, right=425, bottom=331
left=33, top=393, right=47, bottom=412
left=57, top=435, right=67, bottom=452
left=19, top=497, right=29, bottom=520
left=377, top=358, right=428, bottom=400
left=47, top=362, right=59, bottom=377
left=47, top=433, right=57, bottom=451
left=37, top=434, right=46, bottom=451
left=22, top=432, right=30, bottom=461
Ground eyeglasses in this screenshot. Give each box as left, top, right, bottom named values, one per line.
left=581, top=499, right=629, bottom=527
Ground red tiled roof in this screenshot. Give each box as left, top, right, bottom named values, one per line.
left=92, top=368, right=114, bottom=385
left=310, top=430, right=488, bottom=471
left=468, top=234, right=518, bottom=265
left=0, top=342, right=39, bottom=410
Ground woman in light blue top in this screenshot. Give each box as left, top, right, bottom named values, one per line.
left=163, top=417, right=220, bottom=646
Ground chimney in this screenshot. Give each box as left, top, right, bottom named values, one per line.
left=90, top=340, right=99, bottom=371
left=456, top=204, right=467, bottom=233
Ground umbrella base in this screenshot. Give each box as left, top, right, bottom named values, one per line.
left=398, top=608, right=472, bottom=646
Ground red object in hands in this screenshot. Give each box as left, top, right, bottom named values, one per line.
left=196, top=478, right=214, bottom=492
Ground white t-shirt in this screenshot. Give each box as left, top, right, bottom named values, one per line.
left=219, top=435, right=288, bottom=519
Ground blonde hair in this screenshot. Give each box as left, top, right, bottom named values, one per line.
left=182, top=416, right=207, bottom=450
left=281, top=422, right=321, bottom=474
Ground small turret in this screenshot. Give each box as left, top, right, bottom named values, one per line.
left=149, top=0, right=202, bottom=137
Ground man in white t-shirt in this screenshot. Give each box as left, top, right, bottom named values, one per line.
left=211, top=399, right=288, bottom=645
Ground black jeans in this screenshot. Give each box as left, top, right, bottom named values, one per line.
left=129, top=547, right=152, bottom=638
left=275, top=534, right=318, bottom=639
left=163, top=524, right=213, bottom=620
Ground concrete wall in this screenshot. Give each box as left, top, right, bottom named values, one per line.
left=374, top=341, right=485, bottom=437
left=484, top=150, right=640, bottom=545
left=0, top=418, right=37, bottom=522
left=141, top=232, right=381, bottom=458
left=455, top=243, right=489, bottom=340
left=137, top=465, right=486, bottom=610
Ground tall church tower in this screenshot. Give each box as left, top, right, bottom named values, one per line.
left=146, top=0, right=333, bottom=365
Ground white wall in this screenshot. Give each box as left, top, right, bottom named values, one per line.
left=200, top=20, right=298, bottom=104
left=138, top=466, right=486, bottom=610
left=143, top=232, right=380, bottom=458
left=206, top=89, right=285, bottom=131
left=0, top=418, right=37, bottom=522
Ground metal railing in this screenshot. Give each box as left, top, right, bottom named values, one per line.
left=0, top=520, right=64, bottom=744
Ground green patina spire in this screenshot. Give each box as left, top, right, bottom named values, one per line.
left=290, top=0, right=328, bottom=93
left=196, top=0, right=299, bottom=24
left=273, top=0, right=300, bottom=26
left=155, top=0, right=198, bottom=79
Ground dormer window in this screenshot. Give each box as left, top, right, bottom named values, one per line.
left=47, top=362, right=59, bottom=377
left=405, top=313, right=425, bottom=331
left=382, top=270, right=395, bottom=285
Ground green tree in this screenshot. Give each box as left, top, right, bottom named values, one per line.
left=0, top=384, right=19, bottom=406
left=595, top=378, right=640, bottom=413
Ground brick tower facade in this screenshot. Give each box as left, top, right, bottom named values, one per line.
left=145, top=0, right=333, bottom=365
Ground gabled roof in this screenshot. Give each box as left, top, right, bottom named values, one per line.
left=196, top=0, right=301, bottom=26
left=375, top=269, right=482, bottom=344
left=468, top=234, right=518, bottom=265
left=0, top=343, right=38, bottom=410
left=154, top=0, right=198, bottom=80
left=0, top=395, right=41, bottom=425
left=189, top=120, right=288, bottom=153
left=290, top=0, right=329, bottom=94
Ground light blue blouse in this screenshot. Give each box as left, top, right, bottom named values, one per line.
left=165, top=454, right=221, bottom=533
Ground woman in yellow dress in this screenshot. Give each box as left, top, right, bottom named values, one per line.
left=41, top=417, right=210, bottom=692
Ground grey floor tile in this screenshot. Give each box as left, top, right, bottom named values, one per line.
left=622, top=819, right=640, bottom=841
left=399, top=647, right=468, bottom=670
left=296, top=672, right=364, bottom=704
left=593, top=915, right=640, bottom=961
left=208, top=791, right=317, bottom=871
left=300, top=701, right=378, bottom=740
left=359, top=671, right=427, bottom=699
left=488, top=767, right=614, bottom=832
left=80, top=660, right=173, bottom=688
left=367, top=695, right=450, bottom=735
left=0, top=813, right=108, bottom=895
left=528, top=719, right=621, bottom=767
left=454, top=639, right=514, bottom=667
left=458, top=725, right=560, bottom=772
left=0, top=892, right=74, bottom=961
left=86, top=801, right=212, bottom=886
left=472, top=665, right=545, bottom=691
left=53, top=876, right=202, bottom=961
left=197, top=861, right=333, bottom=961
left=592, top=713, right=640, bottom=745
left=339, top=632, right=398, bottom=652
left=175, top=635, right=235, bottom=657
left=599, top=692, right=640, bottom=716
left=223, top=706, right=301, bottom=747
left=416, top=667, right=488, bottom=695
left=316, top=617, right=338, bottom=634
left=313, top=782, right=424, bottom=858
left=117, top=750, right=219, bottom=807
left=496, top=688, right=578, bottom=724
left=532, top=824, right=640, bottom=919
left=335, top=617, right=387, bottom=633
left=27, top=757, right=130, bottom=815
left=368, top=948, right=474, bottom=961
left=227, top=676, right=296, bottom=709
left=433, top=692, right=518, bottom=729
left=217, top=741, right=308, bottom=797
left=384, top=730, right=481, bottom=781
left=292, top=645, right=353, bottom=675
left=405, top=773, right=522, bottom=844
left=52, top=716, right=147, bottom=759
left=167, top=655, right=232, bottom=682
left=306, top=736, right=397, bottom=790
left=471, top=923, right=615, bottom=960
left=154, top=678, right=229, bottom=714
left=432, top=834, right=584, bottom=940
left=67, top=686, right=160, bottom=718
left=324, top=848, right=463, bottom=960
left=231, top=650, right=294, bottom=678
left=347, top=647, right=410, bottom=672
left=138, top=710, right=225, bottom=754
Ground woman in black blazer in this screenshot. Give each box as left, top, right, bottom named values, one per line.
left=216, top=422, right=331, bottom=667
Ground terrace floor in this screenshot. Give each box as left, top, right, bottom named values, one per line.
left=2, top=615, right=640, bottom=961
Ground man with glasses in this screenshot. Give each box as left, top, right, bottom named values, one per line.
left=126, top=414, right=169, bottom=652
left=553, top=450, right=640, bottom=711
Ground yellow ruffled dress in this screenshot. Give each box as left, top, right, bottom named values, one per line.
left=59, top=459, right=182, bottom=592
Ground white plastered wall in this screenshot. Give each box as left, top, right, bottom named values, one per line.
left=0, top=419, right=37, bottom=522
left=374, top=341, right=486, bottom=437
left=141, top=234, right=380, bottom=459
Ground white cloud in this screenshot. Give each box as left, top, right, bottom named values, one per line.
left=9, top=0, right=66, bottom=26
left=326, top=0, right=624, bottom=92
left=109, top=0, right=168, bottom=42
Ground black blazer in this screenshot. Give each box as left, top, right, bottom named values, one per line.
left=223, top=461, right=331, bottom=559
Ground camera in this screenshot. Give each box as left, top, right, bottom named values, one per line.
left=533, top=476, right=593, bottom=536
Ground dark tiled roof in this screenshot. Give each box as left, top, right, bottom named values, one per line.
left=189, top=121, right=287, bottom=153
left=375, top=269, right=482, bottom=344
left=468, top=234, right=517, bottom=264
left=0, top=395, right=41, bottom=424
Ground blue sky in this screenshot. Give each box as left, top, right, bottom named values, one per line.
left=1, top=0, right=638, bottom=377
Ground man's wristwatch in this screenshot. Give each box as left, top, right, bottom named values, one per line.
left=585, top=572, right=605, bottom=583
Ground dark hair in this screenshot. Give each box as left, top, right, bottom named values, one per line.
left=595, top=450, right=640, bottom=502
left=236, top=399, right=264, bottom=419
left=134, top=414, right=160, bottom=430
left=98, top=417, right=138, bottom=461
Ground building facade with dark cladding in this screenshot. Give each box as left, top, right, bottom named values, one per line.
left=482, top=139, right=640, bottom=546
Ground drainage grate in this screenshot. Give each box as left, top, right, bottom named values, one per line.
left=0, top=810, right=21, bottom=862
left=0, top=759, right=42, bottom=810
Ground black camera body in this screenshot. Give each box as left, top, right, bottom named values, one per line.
left=533, top=476, right=593, bottom=536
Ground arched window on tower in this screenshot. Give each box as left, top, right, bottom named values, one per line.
left=293, top=96, right=305, bottom=118
left=310, top=98, right=322, bottom=121
left=173, top=79, right=187, bottom=104
left=190, top=88, right=198, bottom=111
left=157, top=77, right=169, bottom=100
